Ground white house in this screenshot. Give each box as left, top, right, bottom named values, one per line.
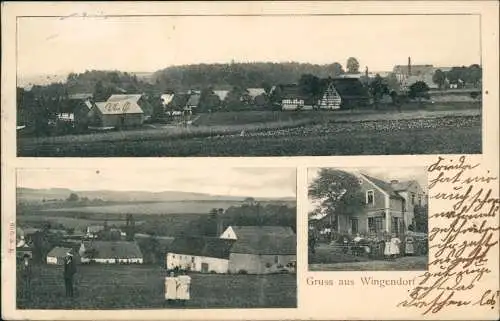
left=166, top=237, right=234, bottom=273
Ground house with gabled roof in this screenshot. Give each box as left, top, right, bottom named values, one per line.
left=47, top=246, right=73, bottom=265
left=166, top=236, right=235, bottom=273
left=320, top=173, right=425, bottom=237
left=80, top=241, right=143, bottom=264
left=221, top=226, right=296, bottom=274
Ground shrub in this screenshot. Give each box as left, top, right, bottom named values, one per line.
left=238, top=269, right=248, bottom=275
left=265, top=263, right=272, bottom=268
left=209, top=270, right=216, bottom=274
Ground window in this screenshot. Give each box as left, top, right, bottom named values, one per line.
left=391, top=217, right=400, bottom=235
left=192, top=256, right=195, bottom=263
left=368, top=217, right=383, bottom=233
left=366, top=190, right=374, bottom=205
left=418, top=195, right=422, bottom=206
left=411, top=193, right=415, bottom=205
left=274, top=255, right=279, bottom=264
left=351, top=218, right=359, bottom=234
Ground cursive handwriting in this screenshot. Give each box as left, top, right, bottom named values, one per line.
left=398, top=156, right=499, bottom=315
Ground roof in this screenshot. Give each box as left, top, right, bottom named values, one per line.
left=68, top=93, right=93, bottom=100
left=278, top=84, right=315, bottom=104
left=228, top=226, right=296, bottom=255
left=169, top=237, right=235, bottom=259
left=247, top=88, right=266, bottom=98
left=161, top=94, right=174, bottom=105
left=95, top=100, right=144, bottom=115
left=186, top=93, right=200, bottom=106
left=83, top=241, right=143, bottom=259
left=361, top=174, right=404, bottom=200
left=393, top=64, right=434, bottom=75
left=213, top=90, right=229, bottom=101
left=47, top=246, right=73, bottom=258
left=168, top=93, right=190, bottom=109
left=107, top=94, right=143, bottom=103
left=329, top=78, right=370, bottom=99
left=87, top=225, right=104, bottom=233
left=391, top=180, right=415, bottom=191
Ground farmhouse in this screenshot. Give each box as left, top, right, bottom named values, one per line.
left=313, top=174, right=426, bottom=237
left=277, top=84, right=315, bottom=111
left=47, top=246, right=73, bottom=265
left=89, top=100, right=144, bottom=128
left=86, top=225, right=104, bottom=239
left=220, top=226, right=297, bottom=274
left=56, top=93, right=94, bottom=128
left=80, top=241, right=144, bottom=264
left=166, top=236, right=235, bottom=273
left=107, top=94, right=154, bottom=119
left=327, top=78, right=370, bottom=109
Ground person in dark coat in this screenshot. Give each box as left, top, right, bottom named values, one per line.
left=20, top=254, right=32, bottom=299
left=63, top=252, right=77, bottom=297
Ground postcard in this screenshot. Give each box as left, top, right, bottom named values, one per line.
left=1, top=1, right=498, bottom=320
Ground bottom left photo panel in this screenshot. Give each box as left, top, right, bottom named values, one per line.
left=14, top=167, right=297, bottom=310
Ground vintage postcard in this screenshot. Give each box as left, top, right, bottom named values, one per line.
left=2, top=1, right=499, bottom=321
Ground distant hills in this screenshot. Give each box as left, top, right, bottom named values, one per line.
left=16, top=187, right=295, bottom=203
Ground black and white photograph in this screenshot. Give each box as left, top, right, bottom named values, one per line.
left=15, top=167, right=297, bottom=309
left=16, top=14, right=482, bottom=157
left=308, top=167, right=428, bottom=271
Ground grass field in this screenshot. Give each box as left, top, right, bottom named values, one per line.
left=17, top=108, right=481, bottom=157
left=46, top=200, right=245, bottom=215
left=17, top=264, right=297, bottom=309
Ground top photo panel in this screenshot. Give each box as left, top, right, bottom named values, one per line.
left=16, top=14, right=482, bottom=157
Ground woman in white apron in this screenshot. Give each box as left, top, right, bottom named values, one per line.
left=383, top=235, right=391, bottom=260
left=390, top=234, right=401, bottom=258
left=165, top=271, right=178, bottom=304
left=176, top=271, right=192, bottom=306
left=405, top=234, right=415, bottom=256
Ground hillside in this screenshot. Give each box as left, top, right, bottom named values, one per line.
left=152, top=62, right=346, bottom=91
left=16, top=187, right=295, bottom=204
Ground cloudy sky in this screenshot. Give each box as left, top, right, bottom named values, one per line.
left=17, top=14, right=481, bottom=78
left=17, top=168, right=296, bottom=199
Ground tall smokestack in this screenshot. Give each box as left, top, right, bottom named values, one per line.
left=408, top=57, right=412, bottom=76
left=216, top=208, right=224, bottom=237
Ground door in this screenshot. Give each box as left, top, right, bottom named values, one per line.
left=201, top=262, right=209, bottom=273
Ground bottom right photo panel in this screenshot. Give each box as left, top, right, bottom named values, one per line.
left=307, top=167, right=428, bottom=272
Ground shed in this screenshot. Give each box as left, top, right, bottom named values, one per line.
left=89, top=100, right=144, bottom=128
left=47, top=247, right=73, bottom=265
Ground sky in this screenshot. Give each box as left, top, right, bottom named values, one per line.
left=17, top=168, right=297, bottom=199
left=17, top=14, right=481, bottom=78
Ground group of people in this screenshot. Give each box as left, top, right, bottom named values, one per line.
left=165, top=271, right=192, bottom=306
left=343, top=233, right=417, bottom=259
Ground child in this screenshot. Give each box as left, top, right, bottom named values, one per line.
left=405, top=233, right=415, bottom=256
left=383, top=235, right=391, bottom=260
left=390, top=234, right=401, bottom=259
left=176, top=271, right=191, bottom=306
left=165, top=271, right=177, bottom=304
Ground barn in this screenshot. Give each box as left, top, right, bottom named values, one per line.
left=166, top=236, right=234, bottom=273
left=107, top=94, right=154, bottom=119
left=328, top=78, right=371, bottom=109
left=277, top=84, right=315, bottom=111
left=47, top=247, right=73, bottom=265
left=220, top=226, right=297, bottom=274
left=80, top=241, right=144, bottom=264
left=89, top=100, right=144, bottom=128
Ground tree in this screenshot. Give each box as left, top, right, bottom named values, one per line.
left=432, top=69, right=446, bottom=90
left=125, top=214, right=135, bottom=241
left=346, top=57, right=360, bottom=74
left=408, top=81, right=430, bottom=105
left=298, top=74, right=322, bottom=99
left=413, top=204, right=428, bottom=233
left=467, top=64, right=482, bottom=88
left=308, top=169, right=365, bottom=234
left=369, top=74, right=389, bottom=109
left=199, top=87, right=221, bottom=112
left=67, top=193, right=79, bottom=202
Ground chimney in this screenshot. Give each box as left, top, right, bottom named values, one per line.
left=390, top=179, right=399, bottom=185
left=216, top=208, right=224, bottom=237
left=408, top=57, right=412, bottom=76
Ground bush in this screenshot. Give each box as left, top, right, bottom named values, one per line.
left=209, top=270, right=216, bottom=274
left=238, top=269, right=248, bottom=275
left=265, top=263, right=272, bottom=268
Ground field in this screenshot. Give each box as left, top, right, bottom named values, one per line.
left=17, top=215, right=134, bottom=232
left=17, top=107, right=482, bottom=157
left=45, top=200, right=246, bottom=215
left=17, top=264, right=297, bottom=309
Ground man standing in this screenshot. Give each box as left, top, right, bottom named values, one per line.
left=21, top=254, right=32, bottom=299
left=64, top=252, right=76, bottom=297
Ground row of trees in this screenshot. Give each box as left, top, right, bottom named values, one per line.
left=432, top=64, right=482, bottom=89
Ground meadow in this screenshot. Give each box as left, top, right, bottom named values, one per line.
left=45, top=200, right=245, bottom=215
left=17, top=264, right=297, bottom=309
left=17, top=107, right=481, bottom=157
